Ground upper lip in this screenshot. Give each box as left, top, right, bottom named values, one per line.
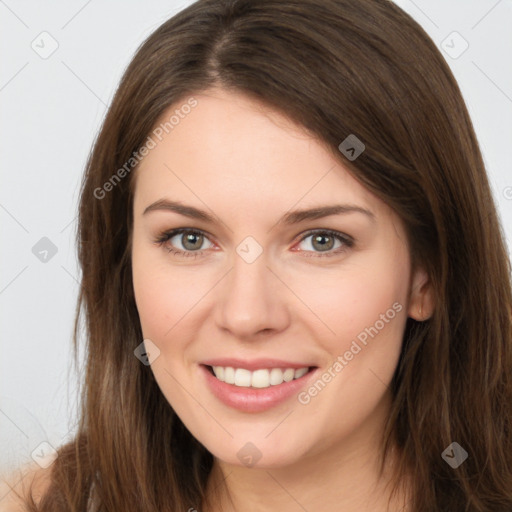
left=201, top=358, right=316, bottom=371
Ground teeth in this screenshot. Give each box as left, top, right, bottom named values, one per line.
left=211, top=365, right=310, bottom=388
left=234, top=368, right=252, bottom=387
left=283, top=368, right=295, bottom=382
left=224, top=366, right=235, bottom=384
left=269, top=368, right=283, bottom=385
left=294, top=367, right=308, bottom=379
left=215, top=366, right=225, bottom=381
left=251, top=369, right=269, bottom=388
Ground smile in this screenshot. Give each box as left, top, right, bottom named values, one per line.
left=200, top=360, right=319, bottom=413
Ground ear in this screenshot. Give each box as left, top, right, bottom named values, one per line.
left=407, top=265, right=434, bottom=321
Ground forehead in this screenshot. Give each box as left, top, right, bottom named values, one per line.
left=133, top=88, right=385, bottom=221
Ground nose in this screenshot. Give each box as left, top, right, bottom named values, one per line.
left=214, top=249, right=290, bottom=340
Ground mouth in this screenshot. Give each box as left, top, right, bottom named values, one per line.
left=203, top=364, right=316, bottom=389
left=199, top=361, right=319, bottom=413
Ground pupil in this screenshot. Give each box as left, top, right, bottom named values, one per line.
left=183, top=233, right=202, bottom=250
left=313, top=234, right=333, bottom=251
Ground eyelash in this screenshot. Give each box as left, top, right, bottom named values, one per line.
left=153, top=228, right=354, bottom=259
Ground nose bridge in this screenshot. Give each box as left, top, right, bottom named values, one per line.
left=215, top=242, right=289, bottom=337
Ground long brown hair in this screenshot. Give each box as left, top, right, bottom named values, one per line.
left=18, top=0, right=512, bottom=510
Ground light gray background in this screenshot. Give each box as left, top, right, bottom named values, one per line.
left=1, top=0, right=511, bottom=476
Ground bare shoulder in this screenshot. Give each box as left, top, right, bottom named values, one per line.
left=0, top=462, right=53, bottom=511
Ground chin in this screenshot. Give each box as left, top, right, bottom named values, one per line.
left=201, top=434, right=309, bottom=469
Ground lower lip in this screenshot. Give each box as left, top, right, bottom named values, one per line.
left=199, top=364, right=318, bottom=413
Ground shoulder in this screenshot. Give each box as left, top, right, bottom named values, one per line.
left=0, top=462, right=53, bottom=511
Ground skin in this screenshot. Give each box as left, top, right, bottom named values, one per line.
left=131, top=87, right=434, bottom=512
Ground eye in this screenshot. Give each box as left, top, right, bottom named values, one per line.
left=294, top=229, right=354, bottom=257
left=154, top=228, right=214, bottom=258
left=154, top=228, right=354, bottom=259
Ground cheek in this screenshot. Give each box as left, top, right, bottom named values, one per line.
left=131, top=244, right=213, bottom=373
left=298, top=249, right=409, bottom=358
left=134, top=280, right=172, bottom=338
left=131, top=245, right=210, bottom=427
left=293, top=253, right=409, bottom=439
left=343, top=272, right=404, bottom=342
left=132, top=243, right=186, bottom=340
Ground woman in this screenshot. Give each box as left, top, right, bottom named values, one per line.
left=4, top=0, right=512, bottom=510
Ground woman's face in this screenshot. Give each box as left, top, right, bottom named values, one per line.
left=131, top=87, right=427, bottom=468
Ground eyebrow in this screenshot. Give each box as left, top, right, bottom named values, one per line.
left=142, top=199, right=375, bottom=224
